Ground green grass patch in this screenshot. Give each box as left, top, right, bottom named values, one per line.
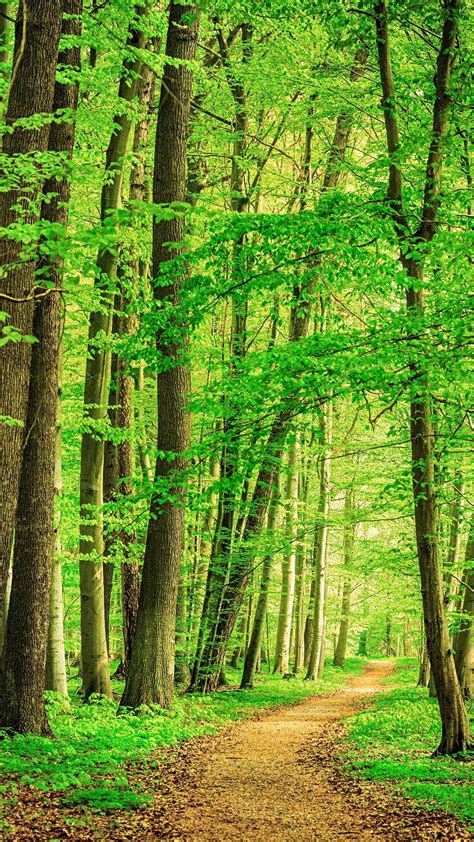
left=0, top=658, right=363, bottom=812
left=344, top=658, right=474, bottom=825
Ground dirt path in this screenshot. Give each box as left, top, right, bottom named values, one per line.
left=4, top=661, right=471, bottom=840
left=139, top=660, right=470, bottom=841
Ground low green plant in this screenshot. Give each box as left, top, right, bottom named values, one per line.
left=344, top=659, right=474, bottom=825
left=0, top=658, right=363, bottom=813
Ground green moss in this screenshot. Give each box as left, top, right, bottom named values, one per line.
left=0, top=658, right=363, bottom=813
left=344, top=659, right=474, bottom=826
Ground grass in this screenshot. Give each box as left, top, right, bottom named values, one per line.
left=0, top=657, right=364, bottom=814
left=344, top=658, right=474, bottom=826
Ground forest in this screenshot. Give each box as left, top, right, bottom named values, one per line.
left=0, top=0, right=472, bottom=838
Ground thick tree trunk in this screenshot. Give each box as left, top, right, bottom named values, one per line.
left=333, top=486, right=355, bottom=667
left=0, top=1, right=81, bottom=733
left=79, top=10, right=147, bottom=699
left=0, top=0, right=63, bottom=642
left=120, top=3, right=198, bottom=709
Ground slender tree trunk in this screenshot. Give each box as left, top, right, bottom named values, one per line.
left=175, top=570, right=191, bottom=685
left=0, top=0, right=63, bottom=644
left=195, top=277, right=313, bottom=692
left=292, top=471, right=307, bottom=674
left=120, top=3, right=198, bottom=709
left=306, top=405, right=331, bottom=680
left=79, top=9, right=148, bottom=699
left=274, top=435, right=299, bottom=673
left=454, top=520, right=473, bottom=699
left=374, top=0, right=469, bottom=754
left=334, top=485, right=355, bottom=667
left=45, top=345, right=68, bottom=697
left=418, top=643, right=431, bottom=688
left=0, top=1, right=81, bottom=734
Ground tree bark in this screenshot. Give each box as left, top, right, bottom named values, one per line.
left=79, top=8, right=148, bottom=699
left=454, top=520, right=473, bottom=699
left=120, top=3, right=198, bottom=709
left=305, top=405, right=331, bottom=680
left=45, top=344, right=68, bottom=697
left=0, top=0, right=81, bottom=733
left=241, top=476, right=280, bottom=688
left=333, top=486, right=355, bottom=667
left=0, top=0, right=63, bottom=645
left=274, top=435, right=299, bottom=673
left=374, top=0, right=470, bottom=755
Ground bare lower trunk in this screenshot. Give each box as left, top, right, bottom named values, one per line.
left=0, top=2, right=80, bottom=733
left=306, top=405, right=331, bottom=680
left=120, top=4, right=198, bottom=709
left=79, top=11, right=147, bottom=699
left=274, top=436, right=299, bottom=673
left=0, top=0, right=63, bottom=638
left=333, top=486, right=355, bottom=667
left=46, top=347, right=68, bottom=697
left=454, top=521, right=473, bottom=699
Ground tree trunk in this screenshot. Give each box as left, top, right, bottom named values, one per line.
left=0, top=0, right=63, bottom=642
left=374, top=0, right=469, bottom=755
left=418, top=643, right=431, bottom=688
left=305, top=404, right=331, bottom=681
left=0, top=0, right=81, bottom=734
left=292, top=466, right=308, bottom=673
left=454, top=520, right=474, bottom=699
left=274, top=435, right=299, bottom=673
left=195, top=261, right=314, bottom=693
left=120, top=3, right=198, bottom=709
left=333, top=486, right=355, bottom=667
left=79, top=10, right=148, bottom=699
left=45, top=345, right=68, bottom=697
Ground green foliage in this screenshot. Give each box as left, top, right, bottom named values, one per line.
left=344, top=660, right=474, bottom=825
left=0, top=661, right=363, bottom=813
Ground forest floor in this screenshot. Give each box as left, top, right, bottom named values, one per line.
left=2, top=660, right=471, bottom=841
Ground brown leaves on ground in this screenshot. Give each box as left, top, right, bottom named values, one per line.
left=2, top=662, right=472, bottom=840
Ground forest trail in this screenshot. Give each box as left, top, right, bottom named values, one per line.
left=135, top=660, right=469, bottom=842
left=4, top=662, right=471, bottom=841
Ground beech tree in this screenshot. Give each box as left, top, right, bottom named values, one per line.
left=120, top=2, right=199, bottom=709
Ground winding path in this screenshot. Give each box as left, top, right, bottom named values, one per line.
left=5, top=662, right=471, bottom=840
left=143, top=661, right=469, bottom=841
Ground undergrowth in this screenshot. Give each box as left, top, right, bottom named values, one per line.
left=0, top=658, right=363, bottom=815
left=344, top=658, right=474, bottom=826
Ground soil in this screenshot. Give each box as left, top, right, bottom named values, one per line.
left=3, top=661, right=471, bottom=840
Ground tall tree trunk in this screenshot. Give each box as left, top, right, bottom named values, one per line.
left=120, top=3, right=198, bottom=709
left=195, top=281, right=313, bottom=692
left=374, top=0, right=469, bottom=755
left=241, top=476, right=280, bottom=688
left=305, top=405, right=331, bottom=680
left=454, top=520, right=473, bottom=699
left=45, top=345, right=68, bottom=697
left=0, top=0, right=63, bottom=645
left=0, top=0, right=81, bottom=734
left=274, top=435, right=299, bottom=673
left=333, top=486, right=355, bottom=667
left=292, top=468, right=307, bottom=674
left=79, top=9, right=148, bottom=699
